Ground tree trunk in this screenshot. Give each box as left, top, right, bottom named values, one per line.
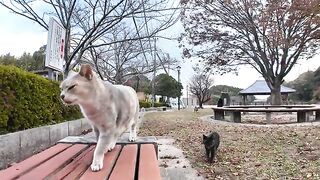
left=270, top=83, right=282, bottom=105
left=198, top=97, right=203, bottom=108
left=136, top=76, right=140, bottom=91
left=63, top=29, right=71, bottom=79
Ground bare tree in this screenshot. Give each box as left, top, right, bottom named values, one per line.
left=189, top=65, right=214, bottom=108
left=180, top=0, right=320, bottom=105
left=81, top=27, right=179, bottom=84
left=0, top=0, right=179, bottom=76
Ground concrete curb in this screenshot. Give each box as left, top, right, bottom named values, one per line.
left=0, top=118, right=91, bottom=169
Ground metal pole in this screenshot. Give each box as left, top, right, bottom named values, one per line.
left=152, top=38, right=156, bottom=107
left=177, top=66, right=181, bottom=110
left=47, top=68, right=54, bottom=80
left=187, top=85, right=189, bottom=108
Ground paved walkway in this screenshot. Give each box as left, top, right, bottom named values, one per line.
left=157, top=137, right=204, bottom=180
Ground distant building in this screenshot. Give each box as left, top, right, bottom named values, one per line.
left=32, top=69, right=62, bottom=81
left=182, top=95, right=198, bottom=108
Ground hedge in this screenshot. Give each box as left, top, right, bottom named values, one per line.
left=154, top=102, right=167, bottom=107
left=0, top=65, right=82, bottom=134
left=139, top=101, right=167, bottom=108
left=139, top=101, right=151, bottom=108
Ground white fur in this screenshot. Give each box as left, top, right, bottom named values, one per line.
left=60, top=65, right=140, bottom=171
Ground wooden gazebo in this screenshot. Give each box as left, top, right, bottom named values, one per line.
left=239, top=80, right=296, bottom=105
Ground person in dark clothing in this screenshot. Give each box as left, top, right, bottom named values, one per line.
left=217, top=98, right=223, bottom=107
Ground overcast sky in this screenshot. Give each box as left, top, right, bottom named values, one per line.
left=1, top=4, right=320, bottom=98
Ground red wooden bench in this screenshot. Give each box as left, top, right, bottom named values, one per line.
left=0, top=142, right=161, bottom=180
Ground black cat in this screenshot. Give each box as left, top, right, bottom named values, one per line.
left=203, top=132, right=220, bottom=163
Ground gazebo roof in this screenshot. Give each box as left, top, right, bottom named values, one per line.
left=239, top=80, right=296, bottom=95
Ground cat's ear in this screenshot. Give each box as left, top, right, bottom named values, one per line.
left=203, top=134, right=207, bottom=139
left=79, top=64, right=93, bottom=80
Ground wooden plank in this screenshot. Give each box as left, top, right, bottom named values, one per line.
left=61, top=146, right=95, bottom=180
left=79, top=145, right=122, bottom=180
left=0, top=143, right=72, bottom=180
left=48, top=145, right=95, bottom=179
left=18, top=144, right=88, bottom=180
left=108, top=144, right=138, bottom=180
left=138, top=144, right=161, bottom=180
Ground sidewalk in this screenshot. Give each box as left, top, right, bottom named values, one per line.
left=157, top=137, right=204, bottom=180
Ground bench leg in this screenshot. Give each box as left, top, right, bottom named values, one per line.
left=214, top=110, right=224, bottom=120
left=316, top=111, right=320, bottom=121
left=297, top=111, right=306, bottom=123
left=306, top=111, right=312, bottom=122
left=266, top=112, right=271, bottom=124
left=231, top=111, right=241, bottom=123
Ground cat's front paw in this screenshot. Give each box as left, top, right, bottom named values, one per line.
left=128, top=136, right=136, bottom=142
left=129, top=134, right=136, bottom=142
left=91, top=159, right=103, bottom=171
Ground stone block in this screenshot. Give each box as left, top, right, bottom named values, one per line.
left=20, top=126, right=50, bottom=160
left=49, top=122, right=68, bottom=145
left=0, top=132, right=20, bottom=169
left=81, top=118, right=92, bottom=132
left=68, top=120, right=82, bottom=136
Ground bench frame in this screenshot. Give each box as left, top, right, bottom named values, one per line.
left=0, top=139, right=161, bottom=180
left=212, top=105, right=320, bottom=123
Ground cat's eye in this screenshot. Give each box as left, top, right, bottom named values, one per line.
left=68, top=84, right=76, bottom=91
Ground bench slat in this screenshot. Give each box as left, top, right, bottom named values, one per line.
left=79, top=145, right=122, bottom=180
left=139, top=144, right=161, bottom=180
left=61, top=146, right=95, bottom=180
left=0, top=143, right=72, bottom=180
left=0, top=142, right=161, bottom=180
left=108, top=144, right=138, bottom=180
left=19, top=144, right=88, bottom=180
left=49, top=145, right=95, bottom=179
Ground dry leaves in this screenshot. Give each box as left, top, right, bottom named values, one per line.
left=139, top=109, right=320, bottom=179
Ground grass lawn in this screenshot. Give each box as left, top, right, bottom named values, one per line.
left=139, top=108, right=320, bottom=179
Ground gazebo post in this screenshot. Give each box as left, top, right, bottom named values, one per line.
left=242, top=95, right=246, bottom=105
left=284, top=93, right=289, bottom=104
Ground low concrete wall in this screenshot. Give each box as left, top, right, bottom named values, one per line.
left=0, top=118, right=91, bottom=169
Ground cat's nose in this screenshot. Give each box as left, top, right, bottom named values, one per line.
left=60, top=94, right=65, bottom=100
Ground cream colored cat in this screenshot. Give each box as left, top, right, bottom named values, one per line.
left=60, top=64, right=139, bottom=171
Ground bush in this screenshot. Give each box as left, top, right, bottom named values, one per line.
left=153, top=102, right=167, bottom=107
left=139, top=101, right=167, bottom=108
left=139, top=101, right=151, bottom=108
left=0, top=65, right=82, bottom=134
